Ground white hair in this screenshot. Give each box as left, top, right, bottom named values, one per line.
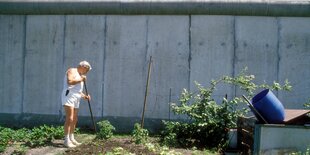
left=79, top=61, right=92, bottom=70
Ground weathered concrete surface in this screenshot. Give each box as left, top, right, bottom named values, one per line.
left=278, top=17, right=310, bottom=108
left=234, top=16, right=278, bottom=96
left=23, top=16, right=64, bottom=115
left=0, top=15, right=310, bottom=130
left=190, top=15, right=235, bottom=101
left=146, top=16, right=189, bottom=119
left=64, top=15, right=105, bottom=116
left=104, top=15, right=147, bottom=117
left=0, top=15, right=24, bottom=114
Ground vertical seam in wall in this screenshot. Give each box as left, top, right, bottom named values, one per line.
left=276, top=17, right=281, bottom=97
left=145, top=16, right=149, bottom=62
left=62, top=15, right=67, bottom=72
left=102, top=15, right=107, bottom=118
left=60, top=15, right=67, bottom=116
left=21, top=15, right=27, bottom=114
left=188, top=15, right=192, bottom=91
left=232, top=16, right=237, bottom=97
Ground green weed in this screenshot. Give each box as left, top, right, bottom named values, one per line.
left=96, top=120, right=115, bottom=140
left=132, top=123, right=149, bottom=144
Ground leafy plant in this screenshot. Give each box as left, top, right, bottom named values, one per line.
left=161, top=68, right=291, bottom=149
left=25, top=125, right=63, bottom=147
left=0, top=125, right=64, bottom=152
left=12, top=128, right=30, bottom=142
left=0, top=126, right=14, bottom=152
left=132, top=123, right=149, bottom=144
left=97, top=120, right=115, bottom=140
left=160, top=121, right=181, bottom=147
left=303, top=99, right=310, bottom=109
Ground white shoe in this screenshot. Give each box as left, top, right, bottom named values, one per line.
left=71, top=139, right=82, bottom=146
left=64, top=140, right=76, bottom=148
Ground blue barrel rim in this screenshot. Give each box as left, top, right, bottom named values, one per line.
left=252, top=89, right=270, bottom=104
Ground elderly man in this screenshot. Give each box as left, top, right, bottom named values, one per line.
left=61, top=61, right=92, bottom=148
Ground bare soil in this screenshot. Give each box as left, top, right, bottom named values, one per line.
left=65, top=136, right=202, bottom=155
left=2, top=134, right=218, bottom=155
left=65, top=137, right=154, bottom=155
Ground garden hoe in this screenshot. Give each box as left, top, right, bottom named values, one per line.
left=84, top=81, right=97, bottom=133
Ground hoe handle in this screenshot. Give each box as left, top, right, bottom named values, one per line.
left=84, top=81, right=97, bottom=132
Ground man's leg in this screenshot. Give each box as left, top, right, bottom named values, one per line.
left=64, top=105, right=76, bottom=147
left=70, top=108, right=81, bottom=145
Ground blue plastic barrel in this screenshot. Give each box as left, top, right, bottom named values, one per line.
left=252, top=89, right=285, bottom=124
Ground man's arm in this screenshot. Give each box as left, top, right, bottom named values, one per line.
left=67, top=68, right=85, bottom=85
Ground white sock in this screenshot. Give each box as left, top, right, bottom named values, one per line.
left=69, top=133, right=75, bottom=141
left=65, top=134, right=70, bottom=142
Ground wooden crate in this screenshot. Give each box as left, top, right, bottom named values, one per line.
left=237, top=117, right=257, bottom=155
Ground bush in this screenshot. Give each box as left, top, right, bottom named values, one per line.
left=160, top=121, right=180, bottom=147
left=0, top=125, right=64, bottom=152
left=132, top=123, right=149, bottom=144
left=97, top=120, right=115, bottom=140
left=161, top=68, right=291, bottom=149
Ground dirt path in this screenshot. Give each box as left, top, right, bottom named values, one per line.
left=2, top=134, right=96, bottom=155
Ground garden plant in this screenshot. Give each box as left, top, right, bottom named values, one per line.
left=161, top=68, right=291, bottom=150
left=96, top=120, right=116, bottom=140
left=132, top=123, right=149, bottom=144
left=0, top=125, right=64, bottom=153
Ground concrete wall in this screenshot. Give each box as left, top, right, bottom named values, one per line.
left=1, top=15, right=310, bottom=130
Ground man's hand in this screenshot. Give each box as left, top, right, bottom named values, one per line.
left=83, top=94, right=91, bottom=101
left=81, top=75, right=87, bottom=82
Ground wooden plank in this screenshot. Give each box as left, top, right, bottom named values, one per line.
left=284, top=109, right=310, bottom=123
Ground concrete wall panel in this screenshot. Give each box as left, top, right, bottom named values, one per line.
left=278, top=18, right=310, bottom=108
left=190, top=15, right=235, bottom=101
left=146, top=16, right=190, bottom=119
left=104, top=16, right=147, bottom=117
left=0, top=15, right=24, bottom=113
left=234, top=17, right=278, bottom=96
left=64, top=15, right=105, bottom=116
left=23, top=15, right=64, bottom=114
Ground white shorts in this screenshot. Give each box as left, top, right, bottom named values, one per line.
left=62, top=90, right=81, bottom=109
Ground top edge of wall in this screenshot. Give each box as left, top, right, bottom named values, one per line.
left=0, top=0, right=309, bottom=16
